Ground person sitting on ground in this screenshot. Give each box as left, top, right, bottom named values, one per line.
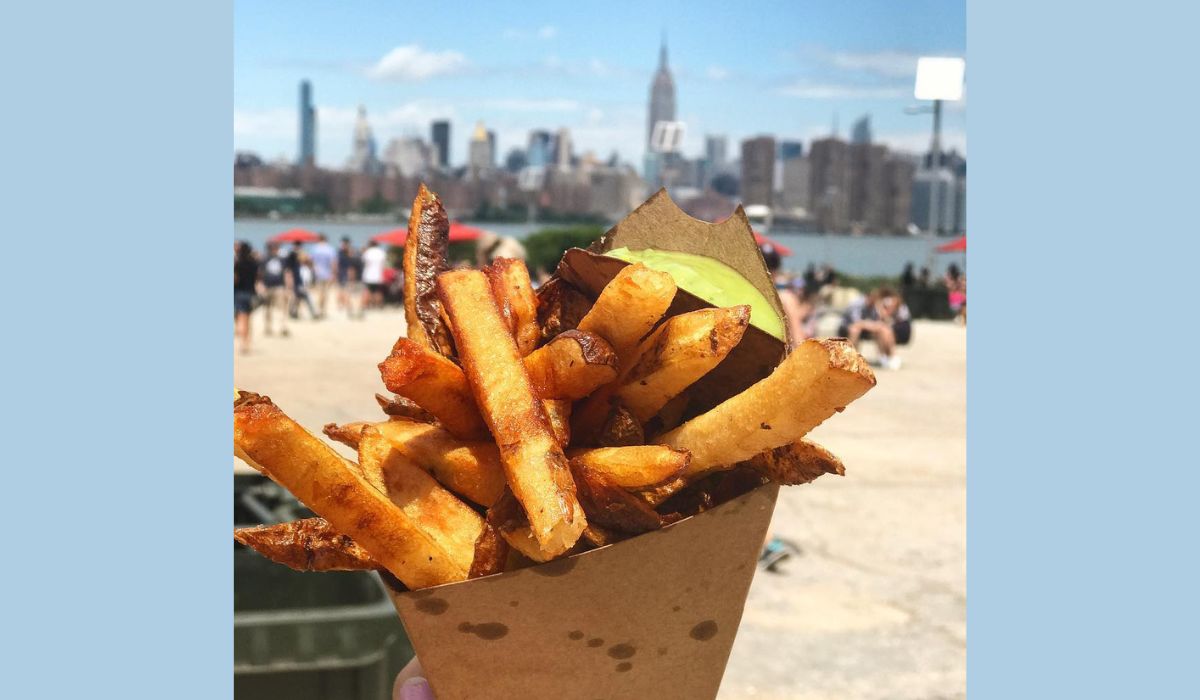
left=761, top=245, right=813, bottom=347
left=839, top=287, right=912, bottom=370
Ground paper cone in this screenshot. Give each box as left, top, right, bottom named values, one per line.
left=385, top=189, right=788, bottom=698
left=388, top=483, right=779, bottom=699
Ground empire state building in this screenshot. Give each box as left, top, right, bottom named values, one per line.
left=646, top=38, right=676, bottom=150
left=645, top=37, right=676, bottom=185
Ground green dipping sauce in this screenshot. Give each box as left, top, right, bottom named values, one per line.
left=605, top=247, right=784, bottom=341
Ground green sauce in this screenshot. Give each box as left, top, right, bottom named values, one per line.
left=605, top=247, right=784, bottom=340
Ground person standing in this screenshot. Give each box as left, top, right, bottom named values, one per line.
left=360, top=240, right=387, bottom=309
left=233, top=241, right=259, bottom=355
left=287, top=242, right=318, bottom=319
left=336, top=237, right=355, bottom=312
left=309, top=233, right=337, bottom=318
left=261, top=242, right=291, bottom=337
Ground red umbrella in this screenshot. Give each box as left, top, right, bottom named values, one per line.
left=448, top=222, right=485, bottom=242
left=372, top=228, right=408, bottom=245
left=269, top=228, right=321, bottom=244
left=936, top=235, right=966, bottom=253
left=372, top=222, right=486, bottom=246
left=753, top=231, right=793, bottom=257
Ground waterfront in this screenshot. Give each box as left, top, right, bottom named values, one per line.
left=234, top=217, right=965, bottom=278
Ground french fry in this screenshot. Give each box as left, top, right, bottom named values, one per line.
left=567, top=445, right=690, bottom=489
left=371, top=419, right=507, bottom=507
left=378, top=337, right=489, bottom=440
left=616, top=306, right=751, bottom=421
left=234, top=518, right=378, bottom=572
left=570, top=461, right=662, bottom=535
left=486, top=258, right=540, bottom=356
left=523, top=330, right=619, bottom=400
left=356, top=426, right=484, bottom=573
left=596, top=405, right=645, bottom=447
left=580, top=523, right=626, bottom=549
left=438, top=269, right=587, bottom=555
left=657, top=338, right=875, bottom=476
left=542, top=399, right=572, bottom=447
left=743, top=438, right=846, bottom=485
left=233, top=392, right=473, bottom=588
left=403, top=184, right=456, bottom=356
left=487, top=490, right=558, bottom=563
left=576, top=262, right=676, bottom=367
left=375, top=393, right=436, bottom=423
left=322, top=421, right=371, bottom=449
left=535, top=277, right=590, bottom=341
left=468, top=521, right=510, bottom=578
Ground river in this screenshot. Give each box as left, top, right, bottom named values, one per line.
left=234, top=218, right=964, bottom=278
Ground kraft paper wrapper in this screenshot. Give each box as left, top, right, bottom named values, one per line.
left=387, top=189, right=787, bottom=699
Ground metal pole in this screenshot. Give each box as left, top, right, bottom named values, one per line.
left=929, top=99, right=943, bottom=234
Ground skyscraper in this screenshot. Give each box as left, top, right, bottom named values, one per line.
left=808, top=137, right=851, bottom=232
left=487, top=130, right=497, bottom=167
left=740, top=136, right=776, bottom=207
left=554, top=128, right=573, bottom=170
left=431, top=120, right=450, bottom=168
left=468, top=121, right=492, bottom=178
left=851, top=115, right=872, bottom=145
left=346, top=105, right=378, bottom=174
left=705, top=135, right=727, bottom=170
left=646, top=37, right=676, bottom=151
left=298, top=80, right=316, bottom=166
left=527, top=130, right=553, bottom=168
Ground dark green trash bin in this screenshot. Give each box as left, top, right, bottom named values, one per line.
left=234, top=474, right=413, bottom=700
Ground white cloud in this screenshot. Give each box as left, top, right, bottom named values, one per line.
left=366, top=45, right=467, bottom=82
left=482, top=98, right=581, bottom=112
left=776, top=82, right=910, bottom=99
left=706, top=66, right=731, bottom=81
left=538, top=25, right=558, bottom=39
left=825, top=50, right=922, bottom=78
left=233, top=109, right=293, bottom=138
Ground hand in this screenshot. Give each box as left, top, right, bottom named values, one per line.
left=393, top=657, right=434, bottom=700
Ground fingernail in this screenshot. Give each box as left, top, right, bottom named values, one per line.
left=400, top=677, right=434, bottom=700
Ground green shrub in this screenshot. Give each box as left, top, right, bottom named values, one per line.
left=523, top=225, right=607, bottom=276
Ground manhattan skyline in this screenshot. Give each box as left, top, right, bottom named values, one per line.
left=234, top=0, right=965, bottom=168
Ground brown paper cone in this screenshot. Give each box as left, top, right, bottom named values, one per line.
left=386, top=188, right=788, bottom=698
left=387, top=483, right=779, bottom=699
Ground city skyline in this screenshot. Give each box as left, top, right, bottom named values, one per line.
left=234, top=0, right=965, bottom=168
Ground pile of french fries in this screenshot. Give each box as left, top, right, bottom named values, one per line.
left=234, top=185, right=876, bottom=591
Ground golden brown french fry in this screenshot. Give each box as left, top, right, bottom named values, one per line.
left=468, top=521, right=510, bottom=578
left=535, top=277, right=590, bottom=341
left=438, top=268, right=587, bottom=555
left=322, top=421, right=371, bottom=449
left=570, top=461, right=663, bottom=535
left=403, top=184, right=455, bottom=356
left=486, top=258, right=540, bottom=356
left=371, top=418, right=507, bottom=507
left=378, top=337, right=489, bottom=440
left=542, top=399, right=572, bottom=447
left=374, top=393, right=436, bottom=423
left=568, top=445, right=690, bottom=489
left=234, top=518, right=379, bottom=572
left=743, top=438, right=846, bottom=484
left=233, top=392, right=472, bottom=588
left=616, top=306, right=751, bottom=421
left=580, top=523, right=626, bottom=549
left=657, top=338, right=876, bottom=476
left=576, top=262, right=676, bottom=367
left=523, top=330, right=618, bottom=400
left=487, top=490, right=557, bottom=563
left=356, top=425, right=483, bottom=573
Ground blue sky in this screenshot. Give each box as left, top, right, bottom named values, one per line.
left=234, top=0, right=965, bottom=168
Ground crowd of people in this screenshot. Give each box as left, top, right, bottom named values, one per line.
left=236, top=236, right=963, bottom=367
left=233, top=234, right=400, bottom=354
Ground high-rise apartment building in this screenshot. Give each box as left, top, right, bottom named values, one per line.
left=740, top=136, right=776, bottom=207
left=527, top=130, right=553, bottom=168
left=431, top=120, right=450, bottom=168
left=808, top=137, right=851, bottom=232
left=468, top=122, right=493, bottom=178
left=346, top=105, right=378, bottom=174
